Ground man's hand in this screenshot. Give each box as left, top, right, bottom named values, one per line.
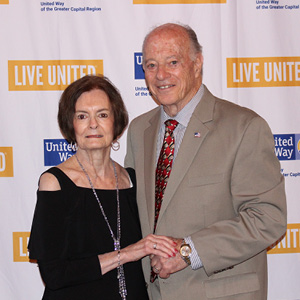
left=150, top=238, right=189, bottom=279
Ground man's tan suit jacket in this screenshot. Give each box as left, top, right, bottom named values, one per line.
left=125, top=85, right=287, bottom=300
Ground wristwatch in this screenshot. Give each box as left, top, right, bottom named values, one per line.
left=179, top=241, right=192, bottom=265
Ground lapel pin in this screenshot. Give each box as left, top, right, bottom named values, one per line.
left=194, top=132, right=201, bottom=138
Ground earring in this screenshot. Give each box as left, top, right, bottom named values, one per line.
left=112, top=140, right=120, bottom=151
left=70, top=141, right=78, bottom=152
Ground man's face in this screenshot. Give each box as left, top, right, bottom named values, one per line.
left=143, top=27, right=203, bottom=116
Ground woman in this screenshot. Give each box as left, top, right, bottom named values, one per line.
left=28, top=75, right=177, bottom=300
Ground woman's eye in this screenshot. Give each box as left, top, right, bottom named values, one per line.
left=99, top=113, right=108, bottom=118
left=77, top=114, right=86, bottom=120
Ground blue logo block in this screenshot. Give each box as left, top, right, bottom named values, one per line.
left=134, top=52, right=144, bottom=80
left=274, top=134, right=295, bottom=160
left=44, top=139, right=76, bottom=166
left=296, top=134, right=300, bottom=160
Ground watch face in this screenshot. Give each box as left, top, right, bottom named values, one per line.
left=180, top=244, right=191, bottom=257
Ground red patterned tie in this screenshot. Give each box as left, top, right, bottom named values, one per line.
left=151, top=119, right=178, bottom=282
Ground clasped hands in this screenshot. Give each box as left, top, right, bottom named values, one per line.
left=150, top=237, right=188, bottom=279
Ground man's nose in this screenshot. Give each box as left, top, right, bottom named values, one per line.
left=156, top=65, right=170, bottom=80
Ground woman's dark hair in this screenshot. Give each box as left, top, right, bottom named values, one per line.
left=58, top=75, right=128, bottom=144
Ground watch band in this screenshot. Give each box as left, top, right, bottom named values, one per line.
left=182, top=253, right=191, bottom=265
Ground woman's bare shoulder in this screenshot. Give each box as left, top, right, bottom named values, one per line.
left=39, top=172, right=61, bottom=191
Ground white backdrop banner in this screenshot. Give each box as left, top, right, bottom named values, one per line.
left=0, top=0, right=299, bottom=299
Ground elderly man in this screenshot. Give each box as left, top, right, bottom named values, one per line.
left=125, top=23, right=286, bottom=300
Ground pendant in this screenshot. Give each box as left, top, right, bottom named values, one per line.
left=114, top=238, right=120, bottom=251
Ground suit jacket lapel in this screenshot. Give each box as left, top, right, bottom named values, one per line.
left=156, top=86, right=216, bottom=229
left=144, top=109, right=161, bottom=231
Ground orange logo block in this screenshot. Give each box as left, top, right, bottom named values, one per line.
left=13, top=232, right=30, bottom=262
left=268, top=224, right=300, bottom=254
left=227, top=56, right=300, bottom=88
left=0, top=147, right=13, bottom=177
left=8, top=59, right=103, bottom=91
left=133, top=0, right=226, bottom=3
left=0, top=0, right=9, bottom=4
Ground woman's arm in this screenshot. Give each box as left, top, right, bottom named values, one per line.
left=99, top=234, right=177, bottom=275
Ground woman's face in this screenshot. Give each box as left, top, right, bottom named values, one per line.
left=73, top=89, right=115, bottom=152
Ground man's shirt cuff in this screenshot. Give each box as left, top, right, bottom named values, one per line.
left=184, top=236, right=203, bottom=270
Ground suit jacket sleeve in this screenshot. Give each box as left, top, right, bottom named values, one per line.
left=192, top=115, right=287, bottom=276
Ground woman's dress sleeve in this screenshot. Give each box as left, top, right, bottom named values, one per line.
left=28, top=189, right=102, bottom=290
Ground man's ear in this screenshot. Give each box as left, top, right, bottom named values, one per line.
left=194, top=53, right=204, bottom=78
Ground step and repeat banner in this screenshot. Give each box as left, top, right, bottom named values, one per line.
left=0, top=0, right=299, bottom=299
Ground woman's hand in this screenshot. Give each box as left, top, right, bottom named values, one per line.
left=122, top=234, right=177, bottom=262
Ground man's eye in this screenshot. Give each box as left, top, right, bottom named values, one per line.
left=170, top=60, right=178, bottom=65
left=147, top=63, right=156, bottom=69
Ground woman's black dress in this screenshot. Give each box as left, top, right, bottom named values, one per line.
left=28, top=167, right=149, bottom=300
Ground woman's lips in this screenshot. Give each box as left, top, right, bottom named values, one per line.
left=86, top=135, right=103, bottom=138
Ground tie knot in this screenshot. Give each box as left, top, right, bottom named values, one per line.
left=165, top=119, right=178, bottom=132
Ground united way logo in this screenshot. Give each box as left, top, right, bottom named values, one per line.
left=134, top=52, right=144, bottom=80
left=274, top=134, right=300, bottom=161
left=44, top=139, right=76, bottom=166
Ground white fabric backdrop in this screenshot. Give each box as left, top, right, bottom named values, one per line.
left=0, top=0, right=299, bottom=299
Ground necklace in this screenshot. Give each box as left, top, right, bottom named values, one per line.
left=75, top=154, right=127, bottom=300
